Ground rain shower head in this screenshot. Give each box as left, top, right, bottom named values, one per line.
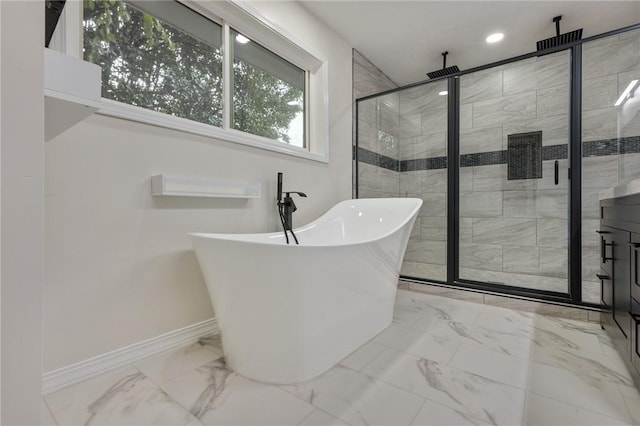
left=536, top=15, right=583, bottom=52
left=427, top=51, right=460, bottom=79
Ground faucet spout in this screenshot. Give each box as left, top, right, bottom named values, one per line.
left=286, top=191, right=307, bottom=198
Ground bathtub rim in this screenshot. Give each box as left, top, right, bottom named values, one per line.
left=189, top=197, right=422, bottom=248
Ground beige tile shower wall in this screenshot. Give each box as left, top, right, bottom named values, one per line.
left=353, top=50, right=399, bottom=196
left=353, top=50, right=399, bottom=161
left=458, top=52, right=570, bottom=293
left=353, top=50, right=397, bottom=99
left=582, top=31, right=640, bottom=304
left=359, top=94, right=401, bottom=160
left=357, top=93, right=401, bottom=197
left=399, top=82, right=448, bottom=281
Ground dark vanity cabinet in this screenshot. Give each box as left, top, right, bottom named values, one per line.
left=600, top=193, right=640, bottom=385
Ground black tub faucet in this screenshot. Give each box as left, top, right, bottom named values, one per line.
left=277, top=172, right=307, bottom=244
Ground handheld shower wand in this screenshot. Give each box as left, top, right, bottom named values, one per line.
left=277, top=172, right=283, bottom=205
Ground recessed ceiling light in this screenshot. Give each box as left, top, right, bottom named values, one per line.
left=486, top=33, right=504, bottom=43
left=438, top=91, right=448, bottom=96
left=235, top=34, right=251, bottom=44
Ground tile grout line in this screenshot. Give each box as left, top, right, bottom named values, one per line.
left=617, top=382, right=639, bottom=425
left=129, top=363, right=181, bottom=407
left=42, top=397, right=59, bottom=426
left=406, top=397, right=427, bottom=426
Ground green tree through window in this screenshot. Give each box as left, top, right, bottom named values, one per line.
left=83, top=0, right=306, bottom=146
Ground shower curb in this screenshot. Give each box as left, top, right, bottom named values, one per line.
left=41, top=318, right=219, bottom=395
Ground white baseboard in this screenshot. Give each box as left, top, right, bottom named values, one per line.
left=42, top=318, right=218, bottom=395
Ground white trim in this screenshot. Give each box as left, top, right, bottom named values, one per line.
left=97, top=99, right=329, bottom=163
left=42, top=318, right=219, bottom=395
left=186, top=0, right=324, bottom=73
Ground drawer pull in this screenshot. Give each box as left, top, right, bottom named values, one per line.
left=596, top=230, right=611, bottom=234
left=602, top=240, right=614, bottom=263
left=596, top=273, right=611, bottom=280
left=628, top=242, right=640, bottom=248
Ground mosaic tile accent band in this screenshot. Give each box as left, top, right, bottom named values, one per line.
left=358, top=136, right=640, bottom=172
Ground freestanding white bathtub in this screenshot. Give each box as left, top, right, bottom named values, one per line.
left=190, top=197, right=422, bottom=384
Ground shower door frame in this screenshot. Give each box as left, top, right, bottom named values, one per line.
left=447, top=47, right=579, bottom=303
left=354, top=21, right=640, bottom=306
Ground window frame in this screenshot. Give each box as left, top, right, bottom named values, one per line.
left=57, top=0, right=328, bottom=163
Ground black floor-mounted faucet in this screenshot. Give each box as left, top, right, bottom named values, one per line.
left=277, top=172, right=307, bottom=244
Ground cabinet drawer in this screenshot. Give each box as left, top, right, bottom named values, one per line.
left=633, top=298, right=640, bottom=317
left=631, top=234, right=640, bottom=303
left=599, top=269, right=613, bottom=309
left=632, top=316, right=640, bottom=374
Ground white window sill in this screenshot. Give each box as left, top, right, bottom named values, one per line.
left=96, top=99, right=328, bottom=164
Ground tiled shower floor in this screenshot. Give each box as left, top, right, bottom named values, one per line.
left=43, top=289, right=640, bottom=425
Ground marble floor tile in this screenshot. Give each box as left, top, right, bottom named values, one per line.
left=410, top=399, right=491, bottom=426
left=523, top=392, right=632, bottom=426
left=530, top=345, right=634, bottom=388
left=411, top=317, right=536, bottom=359
left=448, top=343, right=532, bottom=389
left=282, top=364, right=425, bottom=426
left=393, top=303, right=425, bottom=328
left=395, top=290, right=483, bottom=325
left=473, top=311, right=604, bottom=354
left=42, top=287, right=638, bottom=426
left=298, top=409, right=348, bottom=426
left=135, top=341, right=223, bottom=385
left=470, top=311, right=633, bottom=387
left=44, top=366, right=199, bottom=426
left=339, top=340, right=387, bottom=371
left=160, top=359, right=314, bottom=426
left=362, top=348, right=527, bottom=425
left=373, top=323, right=461, bottom=363
left=526, top=361, right=632, bottom=422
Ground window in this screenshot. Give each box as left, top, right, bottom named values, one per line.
left=83, top=0, right=223, bottom=126
left=80, top=0, right=313, bottom=152
left=231, top=29, right=306, bottom=148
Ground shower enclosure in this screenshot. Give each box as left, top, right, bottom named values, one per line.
left=356, top=25, right=640, bottom=305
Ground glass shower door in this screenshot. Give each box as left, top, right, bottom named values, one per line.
left=457, top=50, right=571, bottom=294
left=398, top=80, right=449, bottom=282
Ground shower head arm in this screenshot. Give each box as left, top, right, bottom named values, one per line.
left=553, top=15, right=562, bottom=37
left=441, top=51, right=449, bottom=70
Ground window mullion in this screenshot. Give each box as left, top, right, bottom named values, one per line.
left=222, top=21, right=232, bottom=131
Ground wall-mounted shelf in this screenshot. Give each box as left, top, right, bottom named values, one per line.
left=44, top=48, right=102, bottom=141
left=151, top=175, right=261, bottom=199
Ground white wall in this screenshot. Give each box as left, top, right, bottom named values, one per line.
left=44, top=0, right=353, bottom=371
left=1, top=1, right=44, bottom=423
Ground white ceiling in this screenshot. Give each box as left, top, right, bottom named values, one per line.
left=299, top=1, right=640, bottom=86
